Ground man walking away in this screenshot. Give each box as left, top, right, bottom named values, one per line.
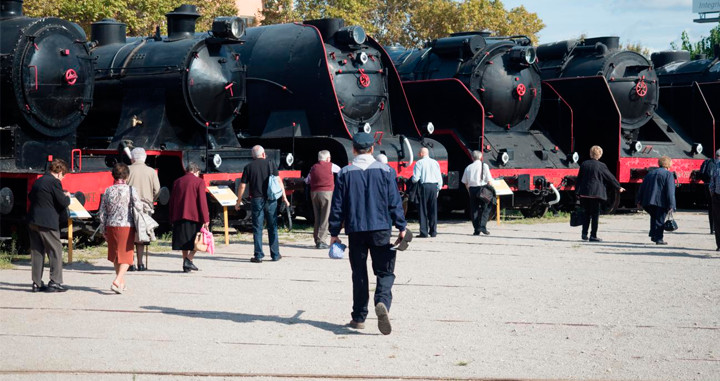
left=708, top=150, right=720, bottom=250
left=235, top=145, right=290, bottom=263
left=306, top=150, right=340, bottom=249
left=329, top=132, right=407, bottom=335
left=412, top=147, right=443, bottom=238
left=461, top=151, right=493, bottom=235
left=700, top=150, right=719, bottom=234
left=127, top=147, right=160, bottom=271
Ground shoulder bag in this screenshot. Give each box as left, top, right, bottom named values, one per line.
left=476, top=164, right=495, bottom=204
left=267, top=175, right=283, bottom=201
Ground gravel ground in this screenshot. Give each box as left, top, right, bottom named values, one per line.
left=0, top=211, right=719, bottom=381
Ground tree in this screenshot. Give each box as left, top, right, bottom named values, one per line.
left=671, top=25, right=720, bottom=58
left=23, top=0, right=239, bottom=37
left=260, top=0, right=544, bottom=47
left=621, top=41, right=650, bottom=58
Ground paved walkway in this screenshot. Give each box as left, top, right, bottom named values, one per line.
left=1, top=212, right=719, bottom=380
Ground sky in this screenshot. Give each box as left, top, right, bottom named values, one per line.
left=501, top=0, right=718, bottom=52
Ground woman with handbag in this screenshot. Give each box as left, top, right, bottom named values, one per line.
left=461, top=150, right=494, bottom=236
left=169, top=162, right=209, bottom=272
left=636, top=156, right=676, bottom=245
left=98, top=163, right=142, bottom=294
left=575, top=146, right=625, bottom=242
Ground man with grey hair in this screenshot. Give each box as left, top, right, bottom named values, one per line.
left=235, top=145, right=289, bottom=262
left=461, top=150, right=493, bottom=235
left=411, top=147, right=443, bottom=238
left=305, top=150, right=340, bottom=249
left=127, top=147, right=160, bottom=271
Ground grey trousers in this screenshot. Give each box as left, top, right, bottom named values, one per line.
left=29, top=224, right=63, bottom=285
left=311, top=191, right=333, bottom=245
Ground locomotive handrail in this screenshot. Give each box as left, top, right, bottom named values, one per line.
left=246, top=77, right=294, bottom=95
left=402, top=136, right=414, bottom=167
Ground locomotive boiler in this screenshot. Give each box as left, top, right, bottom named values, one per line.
left=537, top=36, right=711, bottom=209
left=0, top=0, right=102, bottom=245
left=77, top=4, right=298, bottom=229
left=230, top=18, right=452, bottom=218
left=388, top=32, right=576, bottom=215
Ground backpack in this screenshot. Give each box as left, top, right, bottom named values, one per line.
left=700, top=159, right=715, bottom=183
left=267, top=175, right=283, bottom=201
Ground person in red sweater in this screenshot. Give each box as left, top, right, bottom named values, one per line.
left=306, top=150, right=340, bottom=249
left=169, top=162, right=209, bottom=272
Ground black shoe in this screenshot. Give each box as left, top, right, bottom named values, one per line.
left=473, top=231, right=480, bottom=236
left=430, top=234, right=437, bottom=238
left=655, top=240, right=668, bottom=245
left=32, top=282, right=46, bottom=293
left=128, top=265, right=137, bottom=272
left=45, top=281, right=67, bottom=293
left=271, top=255, right=282, bottom=262
left=250, top=257, right=262, bottom=263
left=581, top=235, right=588, bottom=241
left=589, top=237, right=602, bottom=242
left=418, top=234, right=428, bottom=238
left=138, top=264, right=147, bottom=271
left=715, top=247, right=720, bottom=251
left=316, top=242, right=329, bottom=249
left=480, top=229, right=490, bottom=235
left=183, top=258, right=198, bottom=271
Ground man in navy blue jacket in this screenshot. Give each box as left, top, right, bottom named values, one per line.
left=329, top=132, right=407, bottom=335
left=637, top=156, right=676, bottom=245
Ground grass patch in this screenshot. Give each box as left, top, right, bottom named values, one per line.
left=504, top=210, right=571, bottom=225
left=456, top=360, right=469, bottom=366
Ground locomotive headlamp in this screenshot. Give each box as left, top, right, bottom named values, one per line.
left=692, top=143, right=703, bottom=155
left=362, top=123, right=372, bottom=133
left=285, top=153, right=294, bottom=167
left=425, top=122, right=435, bottom=135
left=336, top=26, right=367, bottom=46
left=212, top=16, right=245, bottom=40
left=212, top=154, right=222, bottom=169
left=632, top=141, right=643, bottom=153
left=158, top=187, right=170, bottom=206
left=0, top=187, right=14, bottom=215
left=509, top=46, right=537, bottom=65
left=357, top=52, right=369, bottom=65
left=570, top=152, right=579, bottom=164
left=500, top=151, right=510, bottom=165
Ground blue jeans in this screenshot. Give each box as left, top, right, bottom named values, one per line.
left=251, top=197, right=280, bottom=260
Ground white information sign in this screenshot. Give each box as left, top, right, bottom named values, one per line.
left=207, top=185, right=238, bottom=206
left=694, top=0, right=720, bottom=13
left=68, top=196, right=91, bottom=219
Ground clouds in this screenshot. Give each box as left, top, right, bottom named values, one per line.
left=502, top=0, right=715, bottom=52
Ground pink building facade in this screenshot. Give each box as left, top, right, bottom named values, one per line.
left=236, top=0, right=262, bottom=25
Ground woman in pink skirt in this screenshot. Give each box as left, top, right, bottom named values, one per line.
left=99, top=163, right=141, bottom=294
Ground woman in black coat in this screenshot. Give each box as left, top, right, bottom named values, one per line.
left=575, top=146, right=625, bottom=241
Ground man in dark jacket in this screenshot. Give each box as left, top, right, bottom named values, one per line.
left=637, top=156, right=676, bottom=245
left=575, top=145, right=625, bottom=242
left=329, top=132, right=407, bottom=335
left=28, top=159, right=71, bottom=292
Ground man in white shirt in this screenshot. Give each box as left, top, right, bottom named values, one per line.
left=411, top=147, right=443, bottom=238
left=461, top=150, right=494, bottom=235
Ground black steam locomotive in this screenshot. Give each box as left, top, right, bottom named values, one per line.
left=230, top=18, right=453, bottom=219
left=652, top=49, right=719, bottom=157
left=0, top=0, right=102, bottom=243
left=388, top=32, right=575, bottom=215
left=76, top=4, right=299, bottom=229
left=537, top=36, right=711, bottom=209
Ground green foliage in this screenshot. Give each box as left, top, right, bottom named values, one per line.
left=24, top=0, right=239, bottom=37
left=671, top=25, right=720, bottom=58
left=261, top=0, right=544, bottom=46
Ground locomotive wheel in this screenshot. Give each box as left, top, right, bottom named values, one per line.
left=520, top=204, right=549, bottom=218
left=601, top=189, right=621, bottom=214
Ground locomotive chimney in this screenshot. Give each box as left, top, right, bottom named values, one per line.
left=166, top=4, right=200, bottom=40
left=303, top=18, right=345, bottom=41
left=0, top=0, right=23, bottom=18
left=91, top=18, right=127, bottom=46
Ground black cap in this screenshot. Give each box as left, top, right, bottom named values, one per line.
left=353, top=132, right=375, bottom=149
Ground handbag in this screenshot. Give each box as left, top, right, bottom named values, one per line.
left=664, top=211, right=678, bottom=232
left=267, top=174, right=283, bottom=201
left=194, top=232, right=209, bottom=252
left=570, top=207, right=585, bottom=227
left=477, top=185, right=494, bottom=204
left=130, top=188, right=158, bottom=243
